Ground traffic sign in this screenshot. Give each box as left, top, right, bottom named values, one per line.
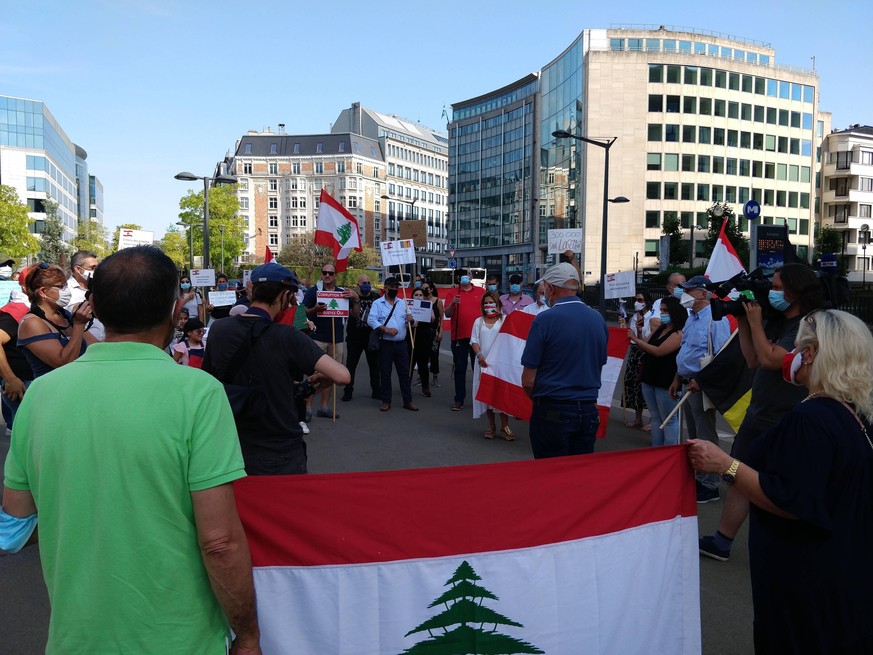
left=448, top=258, right=457, bottom=269
left=448, top=249, right=456, bottom=258
left=743, top=199, right=761, bottom=220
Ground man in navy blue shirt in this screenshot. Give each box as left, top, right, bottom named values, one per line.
left=521, top=263, right=608, bottom=458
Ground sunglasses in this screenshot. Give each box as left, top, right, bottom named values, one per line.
left=321, top=270, right=336, bottom=276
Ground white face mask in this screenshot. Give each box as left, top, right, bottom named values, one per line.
left=633, top=301, right=645, bottom=312
left=53, top=287, right=73, bottom=308
left=0, top=266, right=12, bottom=279
left=79, top=268, right=94, bottom=280
left=679, top=291, right=697, bottom=309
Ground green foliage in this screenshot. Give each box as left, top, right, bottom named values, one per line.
left=110, top=223, right=142, bottom=253
left=813, top=224, right=846, bottom=272
left=178, top=184, right=243, bottom=272
left=0, top=185, right=40, bottom=259
left=700, top=203, right=749, bottom=270
left=660, top=213, right=686, bottom=267
left=37, top=199, right=70, bottom=264
left=157, top=226, right=188, bottom=271
left=72, top=219, right=108, bottom=258
left=400, top=560, right=543, bottom=654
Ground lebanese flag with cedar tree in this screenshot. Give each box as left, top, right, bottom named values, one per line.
left=264, top=245, right=275, bottom=263
left=315, top=189, right=361, bottom=273
left=234, top=447, right=701, bottom=654
left=475, top=315, right=628, bottom=438
left=704, top=217, right=746, bottom=282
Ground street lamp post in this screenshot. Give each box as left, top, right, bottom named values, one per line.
left=552, top=130, right=629, bottom=318
left=175, top=220, right=201, bottom=273
left=219, top=224, right=226, bottom=274
left=861, top=224, right=870, bottom=291
left=174, top=170, right=237, bottom=270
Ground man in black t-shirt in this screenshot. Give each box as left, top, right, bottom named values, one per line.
left=341, top=273, right=380, bottom=402
left=203, top=263, right=350, bottom=475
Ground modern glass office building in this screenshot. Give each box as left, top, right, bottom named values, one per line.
left=449, top=26, right=827, bottom=284
left=0, top=95, right=89, bottom=244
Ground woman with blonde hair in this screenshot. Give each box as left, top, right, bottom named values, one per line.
left=688, top=309, right=873, bottom=653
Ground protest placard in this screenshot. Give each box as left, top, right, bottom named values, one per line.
left=406, top=298, right=433, bottom=323
left=316, top=291, right=349, bottom=317
left=191, top=269, right=216, bottom=287
left=380, top=240, right=416, bottom=266
left=0, top=280, right=19, bottom=305
left=603, top=271, right=635, bottom=299
left=208, top=290, right=237, bottom=307
left=547, top=228, right=583, bottom=255
left=117, top=229, right=155, bottom=250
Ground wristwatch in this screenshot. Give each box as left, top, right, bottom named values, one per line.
left=721, top=459, right=740, bottom=485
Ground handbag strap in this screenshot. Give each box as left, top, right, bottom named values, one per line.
left=834, top=399, right=873, bottom=454
left=380, top=300, right=398, bottom=328
left=220, top=317, right=271, bottom=384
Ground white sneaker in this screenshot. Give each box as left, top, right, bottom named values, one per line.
left=299, top=421, right=310, bottom=435
left=4, top=427, right=11, bottom=438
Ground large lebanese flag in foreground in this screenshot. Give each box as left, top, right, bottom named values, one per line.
left=235, top=447, right=700, bottom=654
left=315, top=189, right=361, bottom=272
left=476, top=315, right=629, bottom=438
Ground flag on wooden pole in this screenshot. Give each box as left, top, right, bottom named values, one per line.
left=315, top=190, right=361, bottom=273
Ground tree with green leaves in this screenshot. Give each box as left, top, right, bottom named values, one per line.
left=157, top=225, right=188, bottom=272
left=0, top=185, right=40, bottom=259
left=38, top=199, right=70, bottom=264
left=814, top=224, right=845, bottom=274
left=661, top=213, right=686, bottom=267
left=72, top=219, right=108, bottom=258
left=400, top=560, right=544, bottom=655
left=178, top=184, right=244, bottom=273
left=700, top=202, right=749, bottom=270
left=110, top=223, right=143, bottom=253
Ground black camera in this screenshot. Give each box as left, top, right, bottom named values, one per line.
left=707, top=268, right=775, bottom=321
left=293, top=378, right=315, bottom=401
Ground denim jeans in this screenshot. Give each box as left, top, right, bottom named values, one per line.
left=450, top=338, right=473, bottom=403
left=529, top=399, right=600, bottom=459
left=640, top=382, right=679, bottom=446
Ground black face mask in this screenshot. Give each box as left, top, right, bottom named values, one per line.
left=386, top=288, right=398, bottom=299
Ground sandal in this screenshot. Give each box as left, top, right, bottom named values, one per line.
left=500, top=426, right=516, bottom=441
left=625, top=421, right=643, bottom=429
left=484, top=428, right=496, bottom=439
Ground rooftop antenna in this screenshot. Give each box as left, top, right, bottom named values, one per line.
left=810, top=55, right=816, bottom=71
left=440, top=106, right=449, bottom=124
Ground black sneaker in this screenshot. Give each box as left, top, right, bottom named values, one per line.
left=341, top=388, right=353, bottom=402
left=699, top=535, right=730, bottom=561
left=696, top=484, right=720, bottom=504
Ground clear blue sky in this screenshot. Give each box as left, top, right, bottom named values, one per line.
left=2, top=0, right=869, bottom=239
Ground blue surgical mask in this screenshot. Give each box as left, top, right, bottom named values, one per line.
left=510, top=284, right=521, bottom=294
left=659, top=314, right=671, bottom=325
left=673, top=287, right=684, bottom=299
left=768, top=290, right=791, bottom=312
left=460, top=275, right=471, bottom=285
left=415, top=281, right=422, bottom=289
left=487, top=284, right=498, bottom=292
left=217, top=283, right=228, bottom=291
left=360, top=283, right=371, bottom=295
left=180, top=283, right=191, bottom=290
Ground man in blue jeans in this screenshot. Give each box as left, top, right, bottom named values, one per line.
left=521, top=263, right=607, bottom=458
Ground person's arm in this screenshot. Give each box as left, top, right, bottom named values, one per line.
left=686, top=439, right=796, bottom=519
left=191, top=484, right=261, bottom=654
left=19, top=314, right=88, bottom=369
left=744, top=303, right=787, bottom=370
left=736, top=315, right=759, bottom=368
left=308, top=352, right=352, bottom=394
left=0, top=331, right=25, bottom=401
left=631, top=330, right=682, bottom=356
left=1, top=487, right=39, bottom=549
left=521, top=366, right=537, bottom=398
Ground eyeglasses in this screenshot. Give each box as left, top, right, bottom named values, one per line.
left=322, top=270, right=335, bottom=276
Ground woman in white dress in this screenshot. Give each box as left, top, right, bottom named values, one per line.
left=470, top=290, right=514, bottom=440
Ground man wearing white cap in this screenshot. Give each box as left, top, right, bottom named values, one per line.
left=521, top=263, right=608, bottom=458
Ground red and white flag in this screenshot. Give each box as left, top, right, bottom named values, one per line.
left=234, top=447, right=700, bottom=654
left=476, top=319, right=629, bottom=438
left=264, top=245, right=275, bottom=264
left=315, top=189, right=361, bottom=273
left=704, top=218, right=746, bottom=282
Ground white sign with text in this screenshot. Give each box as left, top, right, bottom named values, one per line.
left=547, top=228, right=583, bottom=255
left=380, top=239, right=416, bottom=266
left=406, top=298, right=433, bottom=323
left=208, top=290, right=237, bottom=307
left=117, top=229, right=155, bottom=250
left=191, top=269, right=216, bottom=287
left=603, top=271, right=636, bottom=300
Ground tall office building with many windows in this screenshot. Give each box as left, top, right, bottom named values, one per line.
left=449, top=26, right=828, bottom=284
left=0, top=95, right=97, bottom=247
left=331, top=103, right=449, bottom=271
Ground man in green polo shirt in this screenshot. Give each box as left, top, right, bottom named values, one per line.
left=2, top=246, right=260, bottom=654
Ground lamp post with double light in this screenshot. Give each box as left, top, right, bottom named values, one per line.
left=552, top=130, right=629, bottom=317
left=174, top=170, right=237, bottom=270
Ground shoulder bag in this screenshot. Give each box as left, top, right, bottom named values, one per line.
left=368, top=301, right=398, bottom=353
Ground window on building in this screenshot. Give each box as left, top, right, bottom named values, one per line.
left=683, top=96, right=697, bottom=114
left=292, top=162, right=301, bottom=174
left=715, top=70, right=727, bottom=88
left=681, top=183, right=694, bottom=200
left=741, top=103, right=752, bottom=121
left=699, top=98, right=712, bottom=115
left=682, top=154, right=695, bottom=172
left=713, top=157, right=725, bottom=174
left=647, top=153, right=661, bottom=170
left=270, top=143, right=278, bottom=154
left=648, top=64, right=663, bottom=83
left=646, top=211, right=659, bottom=228
left=244, top=143, right=252, bottom=154
left=741, top=132, right=752, bottom=149
left=315, top=162, right=323, bottom=174
left=682, top=125, right=696, bottom=143
left=665, top=124, right=679, bottom=142
left=754, top=105, right=764, bottom=122
left=664, top=153, right=679, bottom=171
left=700, top=67, right=713, bottom=85
left=729, top=73, right=740, bottom=90
left=646, top=182, right=661, bottom=199
left=664, top=182, right=678, bottom=200
left=684, top=66, right=698, bottom=84
left=645, top=240, right=659, bottom=256
left=269, top=197, right=278, bottom=209
left=727, top=130, right=739, bottom=147
left=726, top=158, right=738, bottom=175
left=697, top=184, right=710, bottom=201
left=240, top=197, right=249, bottom=209
left=666, top=65, right=681, bottom=83
left=698, top=155, right=711, bottom=173
left=243, top=162, right=252, bottom=174
left=714, top=99, right=726, bottom=117
left=337, top=161, right=346, bottom=173
left=269, top=179, right=278, bottom=191
left=714, top=128, right=725, bottom=146
left=647, top=124, right=662, bottom=141
left=269, top=215, right=278, bottom=228
left=269, top=162, right=278, bottom=175
left=316, top=142, right=323, bottom=153
left=698, top=127, right=711, bottom=144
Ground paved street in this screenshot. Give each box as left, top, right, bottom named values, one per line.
left=0, top=345, right=753, bottom=654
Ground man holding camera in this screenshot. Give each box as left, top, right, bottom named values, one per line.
left=203, top=263, right=350, bottom=475
left=668, top=275, right=731, bottom=503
